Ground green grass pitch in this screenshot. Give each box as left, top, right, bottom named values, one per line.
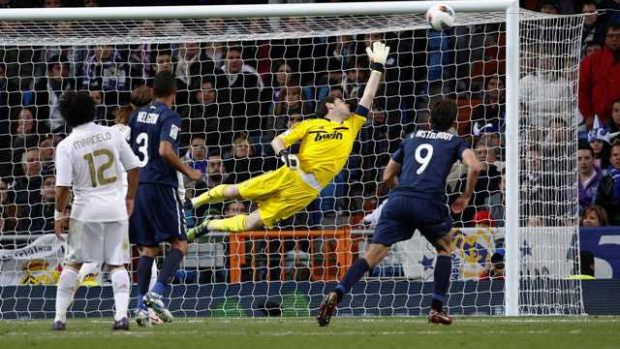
left=1, top=317, right=618, bottom=349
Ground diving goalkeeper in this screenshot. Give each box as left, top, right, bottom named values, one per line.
left=187, top=42, right=390, bottom=239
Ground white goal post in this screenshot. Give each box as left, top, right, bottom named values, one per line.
left=0, top=0, right=583, bottom=318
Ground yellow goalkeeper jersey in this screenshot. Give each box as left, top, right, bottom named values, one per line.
left=279, top=112, right=366, bottom=188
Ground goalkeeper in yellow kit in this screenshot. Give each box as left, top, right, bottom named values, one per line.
left=187, top=42, right=390, bottom=239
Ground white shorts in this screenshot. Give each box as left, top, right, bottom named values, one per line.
left=64, top=219, right=130, bottom=266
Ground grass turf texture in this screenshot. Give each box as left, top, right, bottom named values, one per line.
left=1, top=317, right=618, bottom=349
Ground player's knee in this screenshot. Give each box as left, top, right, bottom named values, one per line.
left=225, top=185, right=241, bottom=199
left=434, top=235, right=453, bottom=255
left=366, top=244, right=390, bottom=267
left=139, top=246, right=160, bottom=258
left=171, top=239, right=188, bottom=254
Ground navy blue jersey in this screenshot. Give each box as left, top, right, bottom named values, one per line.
left=129, top=101, right=181, bottom=187
left=391, top=130, right=469, bottom=200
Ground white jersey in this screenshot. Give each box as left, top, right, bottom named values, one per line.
left=55, top=122, right=140, bottom=222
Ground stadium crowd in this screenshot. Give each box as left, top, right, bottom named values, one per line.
left=0, top=0, right=619, bottom=281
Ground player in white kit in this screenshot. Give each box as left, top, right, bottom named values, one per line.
left=52, top=91, right=141, bottom=331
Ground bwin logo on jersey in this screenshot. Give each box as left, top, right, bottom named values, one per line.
left=310, top=130, right=343, bottom=141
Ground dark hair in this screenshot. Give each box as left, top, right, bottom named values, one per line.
left=59, top=91, right=95, bottom=127
left=152, top=71, right=177, bottom=98
left=315, top=96, right=337, bottom=118
left=578, top=142, right=594, bottom=156
left=47, top=54, right=68, bottom=72
left=608, top=23, right=620, bottom=33
left=130, top=85, right=153, bottom=107
left=582, top=204, right=609, bottom=226
left=429, top=99, right=457, bottom=131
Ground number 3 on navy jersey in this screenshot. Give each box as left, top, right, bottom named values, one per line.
left=414, top=143, right=433, bottom=174
left=136, top=132, right=149, bottom=167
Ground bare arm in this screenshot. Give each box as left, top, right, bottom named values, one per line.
left=460, top=148, right=482, bottom=199
left=54, top=186, right=71, bottom=239
left=55, top=186, right=71, bottom=215
left=159, top=141, right=201, bottom=181
left=382, top=159, right=401, bottom=188
left=358, top=70, right=382, bottom=110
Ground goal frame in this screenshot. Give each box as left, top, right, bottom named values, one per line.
left=0, top=0, right=521, bottom=316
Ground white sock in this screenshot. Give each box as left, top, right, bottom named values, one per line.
left=54, top=268, right=79, bottom=323
left=148, top=260, right=158, bottom=292
left=111, top=268, right=131, bottom=321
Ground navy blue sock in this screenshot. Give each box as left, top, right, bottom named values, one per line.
left=153, top=249, right=184, bottom=295
left=334, top=258, right=370, bottom=299
left=136, top=255, right=154, bottom=309
left=432, top=255, right=452, bottom=311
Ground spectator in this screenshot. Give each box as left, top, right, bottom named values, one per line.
left=581, top=2, right=606, bottom=58
left=473, top=210, right=494, bottom=228
left=38, top=134, right=57, bottom=175
left=267, top=85, right=312, bottom=138
left=0, top=178, right=18, bottom=235
left=579, top=24, right=620, bottom=128
left=579, top=144, right=603, bottom=215
left=82, top=44, right=129, bottom=104
left=342, top=58, right=369, bottom=100
left=221, top=46, right=263, bottom=132
left=13, top=147, right=42, bottom=233
left=588, top=115, right=618, bottom=170
left=186, top=136, right=208, bottom=176
left=486, top=168, right=505, bottom=227
left=468, top=75, right=505, bottom=137
left=360, top=104, right=392, bottom=184
left=520, top=52, right=573, bottom=127
left=32, top=54, right=76, bottom=132
left=223, top=133, right=271, bottom=184
left=595, top=143, right=620, bottom=225
left=181, top=79, right=231, bottom=148
left=584, top=41, right=602, bottom=57
left=10, top=108, right=42, bottom=175
left=450, top=139, right=501, bottom=226
left=608, top=99, right=620, bottom=133
left=27, top=174, right=56, bottom=234
left=581, top=204, right=610, bottom=227
left=205, top=153, right=228, bottom=189
left=479, top=248, right=505, bottom=280
left=225, top=201, right=248, bottom=218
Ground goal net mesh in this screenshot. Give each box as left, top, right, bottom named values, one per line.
left=0, top=8, right=583, bottom=319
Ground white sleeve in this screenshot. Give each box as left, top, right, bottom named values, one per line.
left=117, top=132, right=140, bottom=171
left=55, top=142, right=72, bottom=187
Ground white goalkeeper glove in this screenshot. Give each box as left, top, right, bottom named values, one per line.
left=365, top=41, right=390, bottom=66
left=278, top=150, right=299, bottom=170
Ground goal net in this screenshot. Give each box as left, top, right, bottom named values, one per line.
left=0, top=4, right=584, bottom=319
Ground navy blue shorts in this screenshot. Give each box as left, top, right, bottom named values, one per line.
left=371, top=195, right=453, bottom=246
left=129, top=183, right=187, bottom=246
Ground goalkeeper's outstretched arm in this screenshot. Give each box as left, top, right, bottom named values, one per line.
left=358, top=41, right=390, bottom=110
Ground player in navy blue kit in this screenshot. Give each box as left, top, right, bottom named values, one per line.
left=129, top=71, right=202, bottom=326
left=317, top=99, right=481, bottom=326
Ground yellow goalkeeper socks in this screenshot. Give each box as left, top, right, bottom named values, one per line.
left=208, top=214, right=248, bottom=233
left=191, top=184, right=230, bottom=207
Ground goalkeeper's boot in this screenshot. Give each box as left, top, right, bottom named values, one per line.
left=143, top=291, right=174, bottom=323
left=52, top=320, right=66, bottom=331
left=187, top=218, right=212, bottom=242
left=112, top=317, right=130, bottom=331
left=428, top=308, right=453, bottom=325
left=317, top=291, right=340, bottom=327
left=134, top=308, right=152, bottom=327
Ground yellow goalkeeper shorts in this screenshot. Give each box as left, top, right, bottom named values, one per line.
left=238, top=166, right=320, bottom=228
